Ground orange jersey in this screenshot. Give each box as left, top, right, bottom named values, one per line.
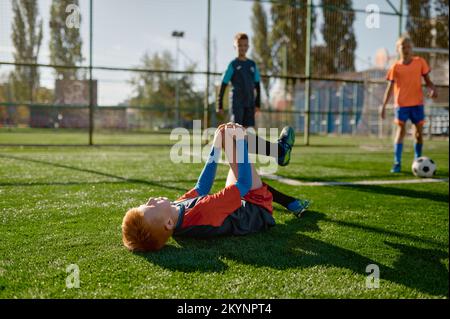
left=172, top=184, right=274, bottom=237
left=386, top=56, right=431, bottom=107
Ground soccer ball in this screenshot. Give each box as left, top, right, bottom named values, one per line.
left=411, top=157, right=437, bottom=178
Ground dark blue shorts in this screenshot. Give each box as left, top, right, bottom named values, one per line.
left=230, top=107, right=255, bottom=127
left=394, top=105, right=425, bottom=125
left=173, top=200, right=275, bottom=238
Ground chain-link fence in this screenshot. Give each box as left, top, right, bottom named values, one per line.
left=0, top=0, right=448, bottom=145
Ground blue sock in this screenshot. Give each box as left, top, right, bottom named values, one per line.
left=287, top=200, right=300, bottom=211
left=394, top=143, right=403, bottom=165
left=414, top=143, right=423, bottom=159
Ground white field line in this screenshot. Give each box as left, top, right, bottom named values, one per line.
left=259, top=173, right=449, bottom=186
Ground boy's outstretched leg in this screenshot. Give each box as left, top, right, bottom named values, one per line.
left=277, top=126, right=296, bottom=166
left=244, top=125, right=309, bottom=216
left=246, top=126, right=296, bottom=166
left=223, top=123, right=309, bottom=217
left=266, top=185, right=309, bottom=218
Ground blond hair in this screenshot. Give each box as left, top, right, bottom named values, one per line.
left=122, top=208, right=168, bottom=252
left=396, top=36, right=413, bottom=47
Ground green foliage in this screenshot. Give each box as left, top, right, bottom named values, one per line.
left=9, top=0, right=43, bottom=103
left=270, top=0, right=314, bottom=76
left=251, top=0, right=273, bottom=106
left=406, top=0, right=449, bottom=63
left=434, top=0, right=449, bottom=50
left=49, top=0, right=84, bottom=80
left=128, top=51, right=203, bottom=119
left=320, top=0, right=356, bottom=74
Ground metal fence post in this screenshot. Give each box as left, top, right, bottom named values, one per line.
left=352, top=83, right=358, bottom=134
left=398, top=0, right=403, bottom=37
left=89, top=0, right=94, bottom=145
left=327, top=87, right=332, bottom=133
left=428, top=113, right=433, bottom=140
left=204, top=0, right=211, bottom=129
left=339, top=84, right=344, bottom=134
left=304, top=0, right=312, bottom=145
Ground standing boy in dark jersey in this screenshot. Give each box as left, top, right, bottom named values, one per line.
left=217, top=33, right=309, bottom=215
left=217, top=33, right=261, bottom=127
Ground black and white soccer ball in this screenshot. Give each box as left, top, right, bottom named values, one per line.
left=411, top=157, right=437, bottom=178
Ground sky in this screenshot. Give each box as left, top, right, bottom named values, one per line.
left=0, top=0, right=407, bottom=105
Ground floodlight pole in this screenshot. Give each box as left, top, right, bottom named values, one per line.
left=172, top=31, right=184, bottom=127
left=204, top=0, right=211, bottom=129
left=304, top=0, right=312, bottom=146
left=176, top=36, right=180, bottom=127
left=282, top=36, right=289, bottom=121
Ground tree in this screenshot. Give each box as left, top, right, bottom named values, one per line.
left=434, top=0, right=449, bottom=50
left=129, top=51, right=203, bottom=120
left=49, top=0, right=83, bottom=80
left=270, top=0, right=315, bottom=77
left=320, top=0, right=356, bottom=74
left=10, top=0, right=43, bottom=103
left=251, top=0, right=273, bottom=108
left=406, top=0, right=433, bottom=61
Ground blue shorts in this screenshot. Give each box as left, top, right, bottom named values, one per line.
left=394, top=105, right=425, bottom=126
left=230, top=107, right=255, bottom=127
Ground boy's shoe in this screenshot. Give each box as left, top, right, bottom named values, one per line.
left=287, top=199, right=310, bottom=218
left=278, top=126, right=295, bottom=166
left=390, top=163, right=401, bottom=173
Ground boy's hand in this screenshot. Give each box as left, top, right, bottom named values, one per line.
left=380, top=105, right=386, bottom=120
left=427, top=87, right=438, bottom=99
left=146, top=197, right=168, bottom=206
left=255, top=107, right=260, bottom=115
left=224, top=123, right=246, bottom=140
left=224, top=122, right=244, bottom=130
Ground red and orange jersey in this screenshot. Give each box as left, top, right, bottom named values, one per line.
left=173, top=184, right=274, bottom=237
left=386, top=56, right=431, bottom=107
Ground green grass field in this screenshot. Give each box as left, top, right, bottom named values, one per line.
left=0, top=130, right=448, bottom=298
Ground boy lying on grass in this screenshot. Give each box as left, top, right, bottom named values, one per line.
left=122, top=123, right=307, bottom=252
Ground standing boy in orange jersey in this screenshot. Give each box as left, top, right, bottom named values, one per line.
left=380, top=37, right=438, bottom=173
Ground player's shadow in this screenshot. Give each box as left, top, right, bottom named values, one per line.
left=335, top=184, right=449, bottom=204
left=286, top=174, right=410, bottom=183
left=381, top=241, right=448, bottom=297
left=141, top=210, right=448, bottom=297
left=139, top=211, right=327, bottom=273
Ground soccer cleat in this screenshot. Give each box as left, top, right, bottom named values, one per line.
left=287, top=199, right=310, bottom=218
left=390, top=163, right=401, bottom=173
left=278, top=126, right=295, bottom=166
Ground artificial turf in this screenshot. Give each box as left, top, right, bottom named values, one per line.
left=0, top=132, right=448, bottom=298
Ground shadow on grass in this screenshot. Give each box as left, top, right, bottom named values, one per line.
left=0, top=153, right=191, bottom=192
left=139, top=210, right=448, bottom=297
left=336, top=184, right=449, bottom=204
left=382, top=241, right=449, bottom=297
left=0, top=180, right=199, bottom=188
left=283, top=174, right=413, bottom=183
left=323, top=218, right=447, bottom=249
left=276, top=174, right=448, bottom=204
